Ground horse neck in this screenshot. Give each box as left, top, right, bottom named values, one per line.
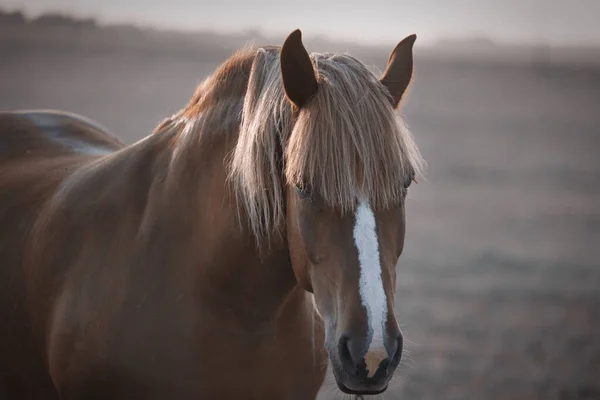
left=148, top=114, right=299, bottom=329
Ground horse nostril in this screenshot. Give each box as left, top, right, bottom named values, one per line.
left=388, top=334, right=403, bottom=367
left=337, top=336, right=352, bottom=371
left=338, top=335, right=361, bottom=373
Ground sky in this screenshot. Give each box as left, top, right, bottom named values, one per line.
left=1, top=0, right=599, bottom=47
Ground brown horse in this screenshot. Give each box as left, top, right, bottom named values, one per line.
left=0, top=30, right=424, bottom=399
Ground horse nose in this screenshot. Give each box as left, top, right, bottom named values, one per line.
left=337, top=332, right=403, bottom=378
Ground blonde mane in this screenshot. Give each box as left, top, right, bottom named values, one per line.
left=167, top=45, right=424, bottom=245
left=227, top=46, right=425, bottom=244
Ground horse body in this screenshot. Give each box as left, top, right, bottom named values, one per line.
left=0, top=109, right=325, bottom=399
left=0, top=30, right=423, bottom=399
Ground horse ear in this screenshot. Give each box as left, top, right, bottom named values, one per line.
left=379, top=34, right=417, bottom=109
left=280, top=29, right=318, bottom=108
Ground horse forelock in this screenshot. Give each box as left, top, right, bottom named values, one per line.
left=170, top=45, right=423, bottom=246
left=285, top=52, right=425, bottom=213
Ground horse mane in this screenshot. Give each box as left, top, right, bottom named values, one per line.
left=173, top=45, right=425, bottom=245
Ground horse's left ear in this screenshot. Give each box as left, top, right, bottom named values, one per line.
left=280, top=29, right=318, bottom=109
left=379, top=34, right=417, bottom=109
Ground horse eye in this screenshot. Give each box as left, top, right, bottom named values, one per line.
left=404, top=175, right=416, bottom=189
left=295, top=183, right=312, bottom=200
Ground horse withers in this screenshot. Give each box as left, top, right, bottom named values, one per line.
left=0, top=30, right=424, bottom=399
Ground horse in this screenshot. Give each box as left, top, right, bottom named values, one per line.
left=0, top=29, right=424, bottom=399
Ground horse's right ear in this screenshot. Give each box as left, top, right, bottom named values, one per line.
left=280, top=29, right=318, bottom=109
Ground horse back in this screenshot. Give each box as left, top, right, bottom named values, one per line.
left=0, top=110, right=125, bottom=162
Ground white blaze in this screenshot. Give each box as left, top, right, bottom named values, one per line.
left=353, top=200, right=387, bottom=353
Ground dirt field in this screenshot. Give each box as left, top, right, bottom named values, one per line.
left=1, top=41, right=599, bottom=399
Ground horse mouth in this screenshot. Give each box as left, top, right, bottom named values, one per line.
left=335, top=380, right=388, bottom=396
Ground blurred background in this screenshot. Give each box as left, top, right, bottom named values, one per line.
left=1, top=1, right=599, bottom=399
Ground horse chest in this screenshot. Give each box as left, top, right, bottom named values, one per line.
left=47, top=293, right=325, bottom=399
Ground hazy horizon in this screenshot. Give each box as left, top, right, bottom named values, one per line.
left=1, top=0, right=599, bottom=47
